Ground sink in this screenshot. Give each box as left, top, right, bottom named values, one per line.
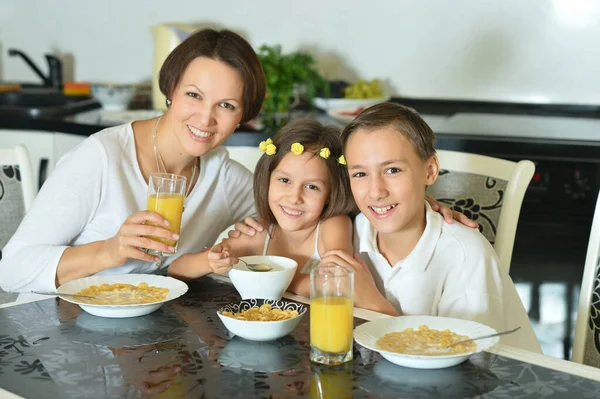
left=0, top=90, right=101, bottom=118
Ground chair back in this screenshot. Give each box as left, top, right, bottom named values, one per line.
left=427, top=150, right=535, bottom=272
left=224, top=146, right=263, bottom=173
left=572, top=190, right=600, bottom=366
left=0, top=145, right=36, bottom=255
left=0, top=145, right=35, bottom=304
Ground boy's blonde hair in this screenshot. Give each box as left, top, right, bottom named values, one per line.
left=340, top=102, right=436, bottom=160
left=253, top=119, right=355, bottom=225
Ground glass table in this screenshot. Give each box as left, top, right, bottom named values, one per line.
left=1, top=277, right=600, bottom=398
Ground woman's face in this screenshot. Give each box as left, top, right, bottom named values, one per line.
left=167, top=57, right=245, bottom=157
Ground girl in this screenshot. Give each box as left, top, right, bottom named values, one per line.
left=168, top=119, right=355, bottom=297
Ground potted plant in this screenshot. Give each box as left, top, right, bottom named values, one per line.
left=257, top=44, right=328, bottom=131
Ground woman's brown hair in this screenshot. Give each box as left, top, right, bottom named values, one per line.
left=159, top=28, right=266, bottom=122
left=253, top=119, right=355, bottom=225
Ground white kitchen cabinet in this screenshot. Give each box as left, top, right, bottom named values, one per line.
left=0, top=129, right=54, bottom=192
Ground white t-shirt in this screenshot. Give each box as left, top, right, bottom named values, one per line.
left=0, top=123, right=255, bottom=294
left=354, top=201, right=541, bottom=353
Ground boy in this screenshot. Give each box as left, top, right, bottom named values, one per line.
left=322, top=102, right=541, bottom=353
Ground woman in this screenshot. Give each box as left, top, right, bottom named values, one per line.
left=0, top=28, right=265, bottom=294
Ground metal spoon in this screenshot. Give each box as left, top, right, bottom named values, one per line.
left=238, top=259, right=273, bottom=272
left=203, top=246, right=273, bottom=272
left=446, top=326, right=521, bottom=348
left=31, top=291, right=96, bottom=299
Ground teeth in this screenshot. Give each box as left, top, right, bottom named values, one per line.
left=188, top=125, right=213, bottom=138
left=281, top=206, right=303, bottom=216
left=371, top=205, right=396, bottom=214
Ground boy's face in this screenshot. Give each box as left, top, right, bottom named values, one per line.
left=345, top=126, right=439, bottom=235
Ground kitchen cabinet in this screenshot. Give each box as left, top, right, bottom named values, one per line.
left=0, top=129, right=54, bottom=191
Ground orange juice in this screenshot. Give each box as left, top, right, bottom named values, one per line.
left=147, top=193, right=184, bottom=246
left=310, top=296, right=353, bottom=353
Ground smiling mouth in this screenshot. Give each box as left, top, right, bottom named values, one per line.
left=188, top=125, right=214, bottom=138
left=280, top=206, right=304, bottom=217
left=369, top=204, right=397, bottom=215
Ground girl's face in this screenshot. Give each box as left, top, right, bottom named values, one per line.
left=268, top=152, right=331, bottom=232
left=167, top=57, right=244, bottom=157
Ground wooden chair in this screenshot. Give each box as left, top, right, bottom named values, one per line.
left=572, top=190, right=600, bottom=366
left=427, top=150, right=535, bottom=272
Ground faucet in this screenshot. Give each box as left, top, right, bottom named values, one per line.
left=8, top=48, right=63, bottom=89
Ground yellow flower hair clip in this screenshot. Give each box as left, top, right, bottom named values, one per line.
left=319, top=148, right=331, bottom=159
left=291, top=142, right=304, bottom=155
left=265, top=143, right=277, bottom=155
left=259, top=138, right=273, bottom=152
left=338, top=155, right=346, bottom=165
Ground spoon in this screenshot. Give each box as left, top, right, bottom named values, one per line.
left=238, top=259, right=273, bottom=272
left=446, top=326, right=521, bottom=348
left=203, top=246, right=273, bottom=272
left=31, top=291, right=96, bottom=299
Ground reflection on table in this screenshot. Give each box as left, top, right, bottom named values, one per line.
left=0, top=278, right=600, bottom=398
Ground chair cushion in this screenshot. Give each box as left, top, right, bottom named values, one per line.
left=426, top=169, right=507, bottom=245
left=0, top=165, right=26, bottom=259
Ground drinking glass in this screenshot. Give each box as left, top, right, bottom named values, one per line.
left=145, top=172, right=186, bottom=256
left=310, top=265, right=354, bottom=365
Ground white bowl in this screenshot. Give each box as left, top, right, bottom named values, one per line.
left=354, top=315, right=499, bottom=369
left=56, top=274, right=188, bottom=318
left=91, top=83, right=137, bottom=111
left=228, top=256, right=297, bottom=300
left=217, top=298, right=307, bottom=341
left=313, top=96, right=390, bottom=111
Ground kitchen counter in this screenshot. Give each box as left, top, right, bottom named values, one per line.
left=2, top=99, right=600, bottom=159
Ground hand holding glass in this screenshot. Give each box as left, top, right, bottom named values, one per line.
left=145, top=173, right=186, bottom=256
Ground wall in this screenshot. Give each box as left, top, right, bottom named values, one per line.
left=1, top=0, right=599, bottom=105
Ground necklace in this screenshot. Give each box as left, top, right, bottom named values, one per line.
left=152, top=116, right=198, bottom=203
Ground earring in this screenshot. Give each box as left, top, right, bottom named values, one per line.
left=165, top=98, right=172, bottom=107
left=236, top=124, right=241, bottom=128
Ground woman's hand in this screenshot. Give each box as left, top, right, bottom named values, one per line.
left=103, top=211, right=180, bottom=266
left=207, top=244, right=238, bottom=275
left=425, top=195, right=478, bottom=228
left=227, top=216, right=265, bottom=239
left=320, top=250, right=399, bottom=316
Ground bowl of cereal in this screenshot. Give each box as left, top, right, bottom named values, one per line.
left=217, top=298, right=307, bottom=341
left=56, top=274, right=188, bottom=318
left=228, top=256, right=298, bottom=300
left=353, top=316, right=499, bottom=369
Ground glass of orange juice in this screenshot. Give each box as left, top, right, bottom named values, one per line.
left=310, top=265, right=354, bottom=365
left=145, top=172, right=186, bottom=256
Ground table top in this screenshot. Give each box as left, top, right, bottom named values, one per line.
left=1, top=278, right=600, bottom=399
